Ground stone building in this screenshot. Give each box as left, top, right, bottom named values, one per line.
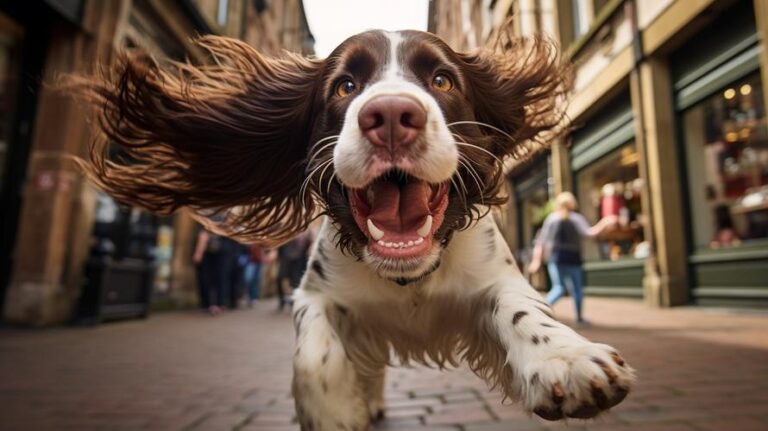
left=428, top=0, right=492, bottom=51
left=0, top=0, right=314, bottom=325
left=430, top=0, right=768, bottom=308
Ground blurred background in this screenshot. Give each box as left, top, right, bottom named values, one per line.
left=0, top=0, right=767, bottom=430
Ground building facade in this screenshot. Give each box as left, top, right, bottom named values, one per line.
left=430, top=0, right=768, bottom=307
left=0, top=0, right=314, bottom=325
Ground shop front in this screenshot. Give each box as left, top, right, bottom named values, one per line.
left=570, top=93, right=646, bottom=298
left=511, top=157, right=551, bottom=291
left=1, top=0, right=204, bottom=325
left=76, top=1, right=207, bottom=321
left=0, top=2, right=59, bottom=318
left=672, top=1, right=768, bottom=306
left=0, top=10, right=25, bottom=313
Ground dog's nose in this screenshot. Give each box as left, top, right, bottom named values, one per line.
left=358, top=95, right=426, bottom=152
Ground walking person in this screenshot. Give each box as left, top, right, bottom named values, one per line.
left=528, top=192, right=617, bottom=324
left=193, top=228, right=227, bottom=315
left=226, top=241, right=249, bottom=309
left=193, top=225, right=246, bottom=314
left=193, top=228, right=211, bottom=311
left=243, top=245, right=265, bottom=307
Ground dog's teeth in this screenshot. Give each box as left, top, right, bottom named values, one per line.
left=407, top=240, right=414, bottom=247
left=366, top=188, right=374, bottom=204
left=415, top=237, right=424, bottom=245
left=398, top=242, right=405, bottom=248
left=385, top=242, right=393, bottom=248
left=367, top=219, right=384, bottom=241
left=377, top=240, right=385, bottom=246
left=417, top=215, right=433, bottom=238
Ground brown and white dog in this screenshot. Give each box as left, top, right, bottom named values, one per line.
left=74, top=30, right=634, bottom=430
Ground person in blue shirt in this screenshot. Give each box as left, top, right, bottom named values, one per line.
left=528, top=192, right=617, bottom=324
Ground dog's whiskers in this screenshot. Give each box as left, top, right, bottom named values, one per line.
left=306, top=140, right=338, bottom=169
left=453, top=141, right=505, bottom=168
left=450, top=176, right=469, bottom=212
left=449, top=132, right=492, bottom=208
left=449, top=132, right=505, bottom=168
left=300, top=158, right=332, bottom=203
left=327, top=171, right=338, bottom=196
left=459, top=154, right=487, bottom=191
left=458, top=158, right=485, bottom=207
left=317, top=159, right=334, bottom=198
left=447, top=120, right=516, bottom=145
left=309, top=134, right=340, bottom=150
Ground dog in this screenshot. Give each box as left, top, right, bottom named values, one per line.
left=73, top=29, right=635, bottom=430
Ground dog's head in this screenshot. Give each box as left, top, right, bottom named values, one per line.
left=74, top=30, right=567, bottom=280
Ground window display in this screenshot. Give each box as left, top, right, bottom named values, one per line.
left=576, top=143, right=646, bottom=261
left=683, top=73, right=768, bottom=250
left=91, top=192, right=176, bottom=293
left=518, top=180, right=550, bottom=260
left=512, top=163, right=551, bottom=290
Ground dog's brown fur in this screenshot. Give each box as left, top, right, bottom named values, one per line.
left=66, top=29, right=569, bottom=252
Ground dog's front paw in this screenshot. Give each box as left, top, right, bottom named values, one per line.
left=522, top=343, right=634, bottom=421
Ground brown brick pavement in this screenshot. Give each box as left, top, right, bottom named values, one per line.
left=1, top=297, right=768, bottom=431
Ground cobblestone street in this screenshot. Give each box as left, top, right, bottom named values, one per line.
left=2, top=297, right=768, bottom=431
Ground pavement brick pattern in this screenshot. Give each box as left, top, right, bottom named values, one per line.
left=1, top=298, right=768, bottom=431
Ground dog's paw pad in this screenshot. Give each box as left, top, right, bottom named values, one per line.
left=532, top=382, right=566, bottom=420
left=524, top=343, right=634, bottom=421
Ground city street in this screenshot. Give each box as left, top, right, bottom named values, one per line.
left=1, top=0, right=768, bottom=429
left=2, top=297, right=768, bottom=431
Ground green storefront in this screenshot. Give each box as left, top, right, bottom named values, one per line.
left=672, top=1, right=768, bottom=307
left=570, top=93, right=646, bottom=298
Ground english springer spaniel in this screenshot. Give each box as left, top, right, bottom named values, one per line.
left=73, top=30, right=634, bottom=430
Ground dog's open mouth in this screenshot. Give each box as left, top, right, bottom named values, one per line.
left=348, top=170, right=449, bottom=259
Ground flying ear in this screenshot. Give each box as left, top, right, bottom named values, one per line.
left=458, top=35, right=570, bottom=159
left=67, top=36, right=323, bottom=246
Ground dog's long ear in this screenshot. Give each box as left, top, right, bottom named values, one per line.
left=68, top=36, right=323, bottom=246
left=458, top=35, right=570, bottom=159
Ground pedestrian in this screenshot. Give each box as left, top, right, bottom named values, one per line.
left=192, top=227, right=243, bottom=314
left=193, top=228, right=226, bottom=315
left=192, top=227, right=211, bottom=312
left=528, top=192, right=617, bottom=324
left=243, top=244, right=265, bottom=307
left=227, top=240, right=249, bottom=309
left=276, top=231, right=311, bottom=311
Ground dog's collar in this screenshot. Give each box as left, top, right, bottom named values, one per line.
left=387, top=229, right=454, bottom=286
left=389, top=258, right=442, bottom=286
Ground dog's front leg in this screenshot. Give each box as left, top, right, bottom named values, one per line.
left=291, top=290, right=369, bottom=431
left=488, top=276, right=635, bottom=420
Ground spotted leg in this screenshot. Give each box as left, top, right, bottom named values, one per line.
left=291, top=290, right=369, bottom=431
left=359, top=367, right=386, bottom=422
left=489, top=276, right=635, bottom=420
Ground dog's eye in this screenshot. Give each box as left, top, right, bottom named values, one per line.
left=432, top=74, right=454, bottom=92
left=335, top=80, right=356, bottom=97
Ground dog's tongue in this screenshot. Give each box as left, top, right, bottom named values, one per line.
left=369, top=180, right=431, bottom=233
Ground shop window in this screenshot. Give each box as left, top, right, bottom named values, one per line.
left=683, top=72, right=768, bottom=250
left=558, top=0, right=590, bottom=48
left=516, top=172, right=551, bottom=259
left=576, top=142, right=646, bottom=261
left=513, top=161, right=551, bottom=290
left=217, top=0, right=229, bottom=27
left=533, top=0, right=544, bottom=35
left=571, top=0, right=589, bottom=39
left=91, top=192, right=176, bottom=293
